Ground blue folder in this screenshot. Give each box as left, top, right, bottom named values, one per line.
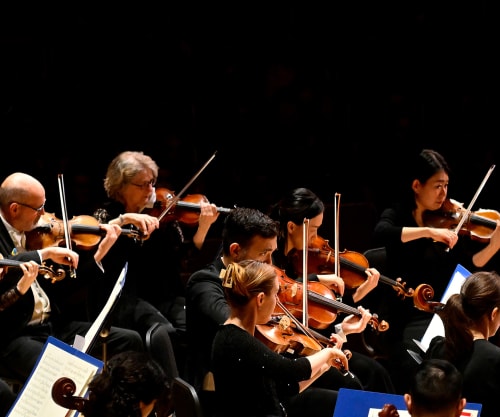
left=333, top=388, right=481, bottom=417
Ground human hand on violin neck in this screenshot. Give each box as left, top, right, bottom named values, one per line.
left=351, top=268, right=380, bottom=303
left=340, top=306, right=373, bottom=336
left=14, top=260, right=39, bottom=295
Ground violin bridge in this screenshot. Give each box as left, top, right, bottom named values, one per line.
left=278, top=316, right=291, bottom=331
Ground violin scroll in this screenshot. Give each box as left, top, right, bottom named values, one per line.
left=51, top=377, right=89, bottom=412
left=378, top=403, right=400, bottom=417
left=0, top=257, right=66, bottom=283
left=39, top=264, right=66, bottom=283
left=412, top=283, right=445, bottom=313
left=369, top=314, right=389, bottom=333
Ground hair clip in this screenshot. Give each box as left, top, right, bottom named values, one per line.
left=220, top=265, right=235, bottom=288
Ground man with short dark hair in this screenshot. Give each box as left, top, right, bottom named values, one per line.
left=404, top=359, right=466, bottom=417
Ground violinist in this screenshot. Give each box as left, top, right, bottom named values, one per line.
left=405, top=359, right=465, bottom=417
left=268, top=187, right=395, bottom=394
left=372, top=148, right=500, bottom=394
left=212, top=259, right=348, bottom=417
left=424, top=271, right=499, bottom=417
left=91, top=151, right=220, bottom=376
left=186, top=207, right=369, bottom=417
left=0, top=172, right=144, bottom=384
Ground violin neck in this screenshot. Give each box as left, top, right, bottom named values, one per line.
left=71, top=224, right=104, bottom=236
left=470, top=212, right=497, bottom=230
left=0, top=258, right=25, bottom=268
left=335, top=252, right=402, bottom=289
left=307, top=290, right=361, bottom=318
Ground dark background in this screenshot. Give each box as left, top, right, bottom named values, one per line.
left=1, top=3, right=499, bottom=252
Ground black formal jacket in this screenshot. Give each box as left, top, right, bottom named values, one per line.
left=0, top=219, right=104, bottom=346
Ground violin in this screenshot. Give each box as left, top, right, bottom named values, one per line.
left=255, top=297, right=353, bottom=375
left=275, top=266, right=388, bottom=332
left=0, top=257, right=66, bottom=283
left=25, top=213, right=141, bottom=251
left=288, top=236, right=414, bottom=298
left=422, top=198, right=500, bottom=243
left=143, top=187, right=232, bottom=226
left=255, top=316, right=323, bottom=356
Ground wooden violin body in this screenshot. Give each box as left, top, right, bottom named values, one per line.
left=25, top=213, right=141, bottom=251
left=143, top=187, right=231, bottom=226
left=274, top=266, right=388, bottom=332
left=255, top=316, right=323, bottom=356
left=423, top=198, right=500, bottom=243
left=288, top=236, right=414, bottom=299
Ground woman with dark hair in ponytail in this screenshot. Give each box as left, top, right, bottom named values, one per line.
left=372, top=149, right=500, bottom=393
left=426, top=270, right=500, bottom=417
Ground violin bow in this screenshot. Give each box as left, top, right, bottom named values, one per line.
left=275, top=297, right=352, bottom=377
left=58, top=174, right=76, bottom=278
left=447, top=164, right=495, bottom=251
left=333, top=193, right=341, bottom=301
left=156, top=151, right=217, bottom=222
left=302, top=218, right=309, bottom=328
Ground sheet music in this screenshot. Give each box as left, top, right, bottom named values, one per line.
left=7, top=337, right=103, bottom=417
left=418, top=264, right=471, bottom=352
left=77, top=263, right=128, bottom=353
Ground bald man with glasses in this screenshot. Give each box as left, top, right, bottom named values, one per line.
left=0, top=172, right=144, bottom=385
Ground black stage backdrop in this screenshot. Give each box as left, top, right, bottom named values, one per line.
left=1, top=3, right=499, bottom=251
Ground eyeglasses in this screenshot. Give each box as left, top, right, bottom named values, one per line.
left=129, top=179, right=156, bottom=190
left=13, top=200, right=46, bottom=214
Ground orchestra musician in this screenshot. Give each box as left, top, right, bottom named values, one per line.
left=0, top=260, right=40, bottom=417
left=268, top=187, right=395, bottom=393
left=372, top=148, right=500, bottom=393
left=186, top=207, right=354, bottom=417
left=425, top=271, right=500, bottom=417
left=91, top=151, right=220, bottom=376
left=404, top=359, right=465, bottom=417
left=0, top=172, right=144, bottom=384
left=212, top=259, right=348, bottom=417
left=84, top=351, right=171, bottom=417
